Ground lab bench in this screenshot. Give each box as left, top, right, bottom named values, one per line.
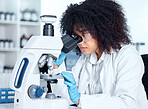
left=0, top=103, right=13, bottom=109
left=0, top=103, right=80, bottom=109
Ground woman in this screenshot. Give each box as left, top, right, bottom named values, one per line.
left=54, top=0, right=148, bottom=108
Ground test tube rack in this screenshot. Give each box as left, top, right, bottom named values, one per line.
left=0, top=88, right=14, bottom=103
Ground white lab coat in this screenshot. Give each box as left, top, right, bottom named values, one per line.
left=71, top=45, right=148, bottom=109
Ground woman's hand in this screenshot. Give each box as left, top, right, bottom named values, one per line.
left=61, top=71, right=81, bottom=104
left=54, top=52, right=67, bottom=69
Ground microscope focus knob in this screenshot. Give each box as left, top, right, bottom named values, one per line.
left=28, top=85, right=44, bottom=99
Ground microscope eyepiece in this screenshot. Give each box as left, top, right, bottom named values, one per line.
left=40, top=15, right=57, bottom=36
left=75, top=35, right=83, bottom=43
left=61, top=34, right=82, bottom=53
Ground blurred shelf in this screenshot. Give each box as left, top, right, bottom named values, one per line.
left=0, top=0, right=41, bottom=73
left=0, top=21, right=40, bottom=26
left=0, top=20, right=17, bottom=25
left=0, top=48, right=18, bottom=52
left=20, top=21, right=40, bottom=26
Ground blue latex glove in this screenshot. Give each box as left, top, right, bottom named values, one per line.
left=61, top=71, right=81, bottom=104
left=54, top=52, right=67, bottom=66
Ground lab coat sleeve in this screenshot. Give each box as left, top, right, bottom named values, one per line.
left=79, top=47, right=145, bottom=109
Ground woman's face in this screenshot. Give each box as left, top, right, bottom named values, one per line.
left=73, top=26, right=99, bottom=55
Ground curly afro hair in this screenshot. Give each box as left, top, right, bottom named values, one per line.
left=60, top=0, right=131, bottom=53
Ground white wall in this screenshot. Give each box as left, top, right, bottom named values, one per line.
left=41, top=0, right=148, bottom=54
left=119, top=0, right=148, bottom=54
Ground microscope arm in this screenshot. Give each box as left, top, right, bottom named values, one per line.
left=10, top=36, right=63, bottom=92
left=9, top=49, right=37, bottom=92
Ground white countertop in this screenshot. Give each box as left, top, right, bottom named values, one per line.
left=0, top=103, right=79, bottom=109
left=0, top=103, right=14, bottom=109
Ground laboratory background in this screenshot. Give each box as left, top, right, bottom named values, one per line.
left=0, top=0, right=148, bottom=108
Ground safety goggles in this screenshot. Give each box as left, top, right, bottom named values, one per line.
left=71, top=33, right=92, bottom=43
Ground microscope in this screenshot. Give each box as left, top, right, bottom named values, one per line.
left=10, top=15, right=82, bottom=109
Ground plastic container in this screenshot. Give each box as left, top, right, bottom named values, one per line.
left=0, top=88, right=15, bottom=103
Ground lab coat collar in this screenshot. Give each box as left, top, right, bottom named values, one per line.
left=110, top=48, right=118, bottom=54
left=89, top=52, right=105, bottom=65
